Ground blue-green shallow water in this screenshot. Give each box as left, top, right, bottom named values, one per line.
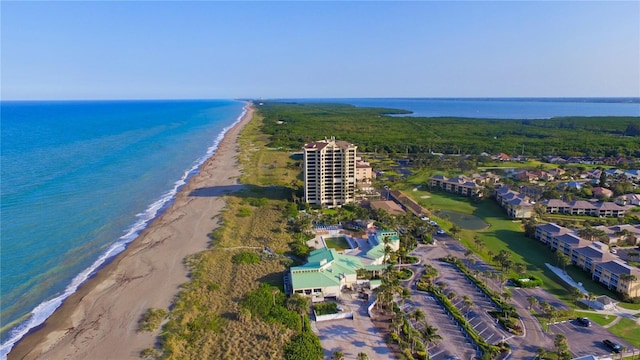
left=0, top=100, right=246, bottom=356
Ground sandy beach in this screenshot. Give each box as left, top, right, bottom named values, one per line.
left=9, top=104, right=254, bottom=360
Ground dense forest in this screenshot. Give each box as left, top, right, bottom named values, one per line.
left=256, top=102, right=640, bottom=158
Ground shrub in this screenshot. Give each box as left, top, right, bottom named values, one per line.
left=138, top=308, right=168, bottom=332
left=248, top=197, right=269, bottom=207
left=313, top=302, right=338, bottom=315
left=512, top=275, right=543, bottom=288
left=284, top=330, right=323, bottom=360
left=231, top=251, right=261, bottom=265
left=237, top=207, right=252, bottom=217
left=397, top=268, right=413, bottom=280
left=241, top=283, right=300, bottom=330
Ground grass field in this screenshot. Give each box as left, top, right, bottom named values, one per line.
left=608, top=317, right=640, bottom=348
left=618, top=302, right=640, bottom=311
left=574, top=311, right=616, bottom=327
left=324, top=236, right=352, bottom=251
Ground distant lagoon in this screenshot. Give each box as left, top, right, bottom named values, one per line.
left=274, top=98, right=640, bottom=119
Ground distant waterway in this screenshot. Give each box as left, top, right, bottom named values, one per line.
left=275, top=98, right=640, bottom=119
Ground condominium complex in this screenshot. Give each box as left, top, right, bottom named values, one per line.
left=535, top=223, right=640, bottom=296
left=303, top=137, right=357, bottom=207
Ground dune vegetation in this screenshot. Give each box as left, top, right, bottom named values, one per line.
left=156, top=110, right=306, bottom=359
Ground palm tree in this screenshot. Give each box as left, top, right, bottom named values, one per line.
left=502, top=290, right=513, bottom=303
left=390, top=311, right=403, bottom=336
left=586, top=292, right=596, bottom=310
left=527, top=296, right=539, bottom=310
left=473, top=235, right=483, bottom=250
left=555, top=253, right=570, bottom=271
left=463, top=295, right=474, bottom=318
left=356, top=352, right=369, bottom=360
left=449, top=224, right=461, bottom=239
left=570, top=287, right=584, bottom=308
left=421, top=325, right=442, bottom=348
left=554, top=333, right=569, bottom=358
left=332, top=351, right=345, bottom=360
left=286, top=293, right=310, bottom=331
left=411, top=308, right=426, bottom=326
left=620, top=274, right=638, bottom=297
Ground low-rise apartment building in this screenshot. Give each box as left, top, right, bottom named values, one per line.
left=429, top=175, right=484, bottom=197
left=495, top=187, right=534, bottom=219
left=595, top=224, right=640, bottom=246
left=535, top=223, right=640, bottom=296
left=543, top=199, right=627, bottom=217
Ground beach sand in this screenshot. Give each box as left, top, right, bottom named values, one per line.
left=9, top=105, right=255, bottom=360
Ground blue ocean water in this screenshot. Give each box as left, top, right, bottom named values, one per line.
left=0, top=100, right=246, bottom=356
left=278, top=97, right=640, bottom=119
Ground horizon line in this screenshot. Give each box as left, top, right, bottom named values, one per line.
left=3, top=96, right=640, bottom=103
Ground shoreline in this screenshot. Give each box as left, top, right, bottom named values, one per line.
left=8, top=104, right=255, bottom=360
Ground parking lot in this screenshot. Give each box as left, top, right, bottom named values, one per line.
left=432, top=261, right=513, bottom=345
left=549, top=318, right=633, bottom=358
left=409, top=294, right=479, bottom=360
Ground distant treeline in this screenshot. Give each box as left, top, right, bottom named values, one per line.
left=255, top=102, right=640, bottom=158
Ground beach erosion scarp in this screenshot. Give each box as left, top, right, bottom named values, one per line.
left=7, top=105, right=255, bottom=360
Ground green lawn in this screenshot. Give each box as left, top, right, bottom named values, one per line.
left=608, top=317, right=640, bottom=348
left=618, top=302, right=640, bottom=311
left=396, top=187, right=621, bottom=304
left=324, top=236, right=352, bottom=251
left=574, top=311, right=616, bottom=327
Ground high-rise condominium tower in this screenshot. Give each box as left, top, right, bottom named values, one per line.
left=303, top=137, right=357, bottom=207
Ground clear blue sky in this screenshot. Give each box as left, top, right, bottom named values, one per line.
left=2, top=1, right=639, bottom=100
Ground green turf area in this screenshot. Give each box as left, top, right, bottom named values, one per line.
left=617, top=302, right=640, bottom=311
left=608, top=317, right=640, bottom=348
left=324, top=236, right=352, bottom=251
left=574, top=311, right=616, bottom=327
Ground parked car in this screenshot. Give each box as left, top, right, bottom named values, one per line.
left=436, top=229, right=446, bottom=235
left=603, top=339, right=622, bottom=353
left=610, top=248, right=617, bottom=254
left=576, top=317, right=591, bottom=327
left=429, top=220, right=438, bottom=226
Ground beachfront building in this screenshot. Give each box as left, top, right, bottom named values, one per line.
left=303, top=137, right=357, bottom=207
left=287, top=230, right=400, bottom=299
left=535, top=223, right=640, bottom=296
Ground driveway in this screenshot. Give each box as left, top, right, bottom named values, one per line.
left=314, top=293, right=391, bottom=360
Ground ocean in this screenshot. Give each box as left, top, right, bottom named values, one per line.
left=1, top=98, right=638, bottom=357
left=0, top=99, right=246, bottom=356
